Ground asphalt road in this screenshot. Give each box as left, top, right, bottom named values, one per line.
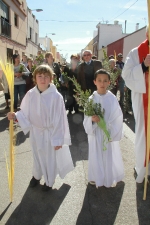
left=0, top=95, right=150, bottom=225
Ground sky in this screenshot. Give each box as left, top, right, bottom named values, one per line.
left=26, top=0, right=148, bottom=62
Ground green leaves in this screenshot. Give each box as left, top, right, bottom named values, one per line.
left=19, top=64, right=24, bottom=73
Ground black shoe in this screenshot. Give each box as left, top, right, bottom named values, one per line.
left=42, top=183, right=52, bottom=192
left=29, top=177, right=40, bottom=187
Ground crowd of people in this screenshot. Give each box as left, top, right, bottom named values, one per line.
left=1, top=25, right=150, bottom=191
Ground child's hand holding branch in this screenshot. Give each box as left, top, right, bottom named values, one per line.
left=92, top=115, right=100, bottom=123
left=7, top=112, right=16, bottom=120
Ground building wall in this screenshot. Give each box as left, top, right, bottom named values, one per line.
left=107, top=38, right=124, bottom=58
left=123, top=27, right=146, bottom=60
left=0, top=0, right=27, bottom=60
left=26, top=8, right=39, bottom=58
left=52, top=46, right=57, bottom=61
left=97, top=23, right=124, bottom=50
left=98, top=47, right=107, bottom=61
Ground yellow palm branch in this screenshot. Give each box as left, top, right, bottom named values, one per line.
left=0, top=60, right=15, bottom=202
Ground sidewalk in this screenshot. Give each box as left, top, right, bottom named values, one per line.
left=0, top=91, right=4, bottom=97
left=0, top=100, right=150, bottom=224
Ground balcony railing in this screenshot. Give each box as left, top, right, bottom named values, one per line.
left=0, top=18, right=11, bottom=38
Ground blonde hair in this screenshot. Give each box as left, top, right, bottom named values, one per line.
left=33, top=65, right=53, bottom=84
left=27, top=57, right=33, bottom=62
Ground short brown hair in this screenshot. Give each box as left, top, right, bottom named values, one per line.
left=45, top=52, right=54, bottom=59
left=33, top=65, right=53, bottom=84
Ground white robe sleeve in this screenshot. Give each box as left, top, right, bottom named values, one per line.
left=51, top=96, right=71, bottom=146
left=107, top=98, right=123, bottom=141
left=122, top=48, right=146, bottom=93
left=15, top=92, right=32, bottom=135
left=83, top=116, right=98, bottom=135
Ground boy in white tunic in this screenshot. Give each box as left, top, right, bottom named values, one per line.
left=83, top=69, right=124, bottom=188
left=8, top=65, right=74, bottom=191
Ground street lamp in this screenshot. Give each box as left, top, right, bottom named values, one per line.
left=29, top=8, right=43, bottom=12
left=46, top=33, right=56, bottom=37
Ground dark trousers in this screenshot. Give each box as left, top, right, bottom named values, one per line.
left=14, top=84, right=26, bottom=109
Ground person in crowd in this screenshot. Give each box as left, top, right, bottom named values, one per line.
left=58, top=62, right=61, bottom=68
left=109, top=58, right=120, bottom=96
left=1, top=73, right=10, bottom=109
left=116, top=53, right=125, bottom=107
left=122, top=25, right=150, bottom=183
left=13, top=54, right=30, bottom=111
left=45, top=52, right=61, bottom=80
left=66, top=54, right=79, bottom=114
left=59, top=64, right=70, bottom=102
left=22, top=54, right=28, bottom=68
left=7, top=65, right=74, bottom=191
left=26, top=57, right=34, bottom=93
left=109, top=55, right=115, bottom=60
left=83, top=69, right=124, bottom=188
left=92, top=55, right=97, bottom=60
left=77, top=50, right=102, bottom=93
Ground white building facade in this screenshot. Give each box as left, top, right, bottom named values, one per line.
left=25, top=8, right=39, bottom=58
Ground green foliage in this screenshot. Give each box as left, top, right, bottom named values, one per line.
left=61, top=72, right=69, bottom=84
left=102, top=49, right=121, bottom=90
left=19, top=64, right=24, bottom=73
left=68, top=76, right=111, bottom=147
left=31, top=65, right=36, bottom=73
left=53, top=77, right=60, bottom=88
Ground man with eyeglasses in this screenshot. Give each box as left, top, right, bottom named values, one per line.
left=77, top=50, right=102, bottom=92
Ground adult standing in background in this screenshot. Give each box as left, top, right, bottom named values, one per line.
left=22, top=54, right=28, bottom=68
left=26, top=57, right=34, bottom=93
left=45, top=52, right=61, bottom=80
left=13, top=54, right=30, bottom=111
left=122, top=25, right=150, bottom=183
left=66, top=54, right=79, bottom=114
left=116, top=53, right=125, bottom=107
left=77, top=50, right=102, bottom=92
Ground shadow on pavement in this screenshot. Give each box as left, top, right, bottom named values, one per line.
left=76, top=181, right=125, bottom=225
left=15, top=130, right=29, bottom=146
left=5, top=183, right=71, bottom=225
left=0, top=117, right=9, bottom=132
left=67, top=112, right=88, bottom=165
left=123, top=111, right=135, bottom=133
left=136, top=182, right=150, bottom=225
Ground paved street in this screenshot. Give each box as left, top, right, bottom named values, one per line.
left=0, top=95, right=150, bottom=225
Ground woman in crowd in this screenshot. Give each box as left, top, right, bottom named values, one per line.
left=45, top=52, right=61, bottom=80
left=66, top=54, right=79, bottom=114
left=26, top=57, right=34, bottom=93
left=13, top=54, right=30, bottom=111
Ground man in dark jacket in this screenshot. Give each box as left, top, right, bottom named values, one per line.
left=77, top=50, right=102, bottom=92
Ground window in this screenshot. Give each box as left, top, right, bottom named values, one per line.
left=0, top=0, right=9, bottom=21
left=35, top=33, right=37, bottom=44
left=0, top=0, right=11, bottom=37
left=30, top=54, right=33, bottom=57
left=29, top=27, right=32, bottom=39
left=14, top=13, right=18, bottom=27
left=22, top=52, right=25, bottom=57
left=15, top=50, right=18, bottom=54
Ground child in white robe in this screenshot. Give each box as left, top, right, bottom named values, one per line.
left=83, top=69, right=124, bottom=188
left=8, top=65, right=74, bottom=191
